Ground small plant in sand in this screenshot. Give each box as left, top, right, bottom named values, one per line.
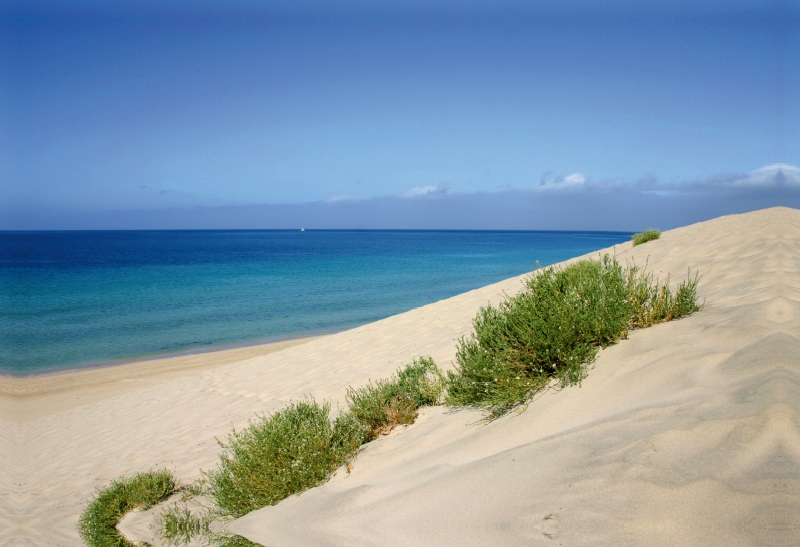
left=347, top=356, right=445, bottom=441
left=77, top=468, right=177, bottom=547
left=158, top=503, right=213, bottom=546
left=626, top=263, right=702, bottom=328
left=158, top=501, right=260, bottom=547
left=213, top=535, right=262, bottom=547
left=206, top=398, right=366, bottom=518
left=631, top=228, right=661, bottom=246
left=446, top=255, right=701, bottom=417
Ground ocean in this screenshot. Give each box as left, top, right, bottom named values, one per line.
left=1, top=230, right=631, bottom=375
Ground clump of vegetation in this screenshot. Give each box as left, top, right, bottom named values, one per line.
left=77, top=469, right=177, bottom=547
left=179, top=477, right=208, bottom=498
left=158, top=503, right=212, bottom=546
left=626, top=263, right=702, bottom=328
left=213, top=535, right=262, bottom=547
left=205, top=358, right=444, bottom=520
left=446, top=255, right=701, bottom=417
left=347, top=357, right=445, bottom=441
left=158, top=502, right=260, bottom=547
left=632, top=228, right=661, bottom=246
left=206, top=398, right=365, bottom=518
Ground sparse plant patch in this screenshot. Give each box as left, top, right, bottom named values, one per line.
left=626, top=262, right=702, bottom=328
left=347, top=357, right=445, bottom=440
left=446, top=255, right=701, bottom=417
left=158, top=503, right=212, bottom=547
left=632, top=228, right=661, bottom=246
left=77, top=469, right=177, bottom=547
left=213, top=535, right=262, bottom=547
left=180, top=477, right=208, bottom=499
left=158, top=502, right=264, bottom=547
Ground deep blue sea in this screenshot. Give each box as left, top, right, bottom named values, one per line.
left=1, top=230, right=631, bottom=375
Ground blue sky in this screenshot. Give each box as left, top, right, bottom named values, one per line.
left=2, top=1, right=799, bottom=229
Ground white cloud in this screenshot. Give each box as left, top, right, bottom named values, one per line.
left=570, top=163, right=800, bottom=195
left=660, top=163, right=800, bottom=192
left=535, top=172, right=599, bottom=192
left=324, top=194, right=362, bottom=203
left=402, top=184, right=449, bottom=198
left=564, top=172, right=586, bottom=184
left=738, top=164, right=800, bottom=188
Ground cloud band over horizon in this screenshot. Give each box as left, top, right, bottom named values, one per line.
left=4, top=164, right=798, bottom=231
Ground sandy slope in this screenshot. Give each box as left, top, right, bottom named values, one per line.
left=230, top=207, right=800, bottom=547
left=2, top=207, right=796, bottom=547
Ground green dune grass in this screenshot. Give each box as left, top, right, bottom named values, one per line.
left=446, top=255, right=701, bottom=417
left=78, top=469, right=177, bottom=547
left=632, top=228, right=661, bottom=245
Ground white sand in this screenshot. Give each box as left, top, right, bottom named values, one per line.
left=3, top=207, right=797, bottom=546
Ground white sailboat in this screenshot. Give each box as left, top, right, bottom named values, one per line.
left=300, top=226, right=305, bottom=232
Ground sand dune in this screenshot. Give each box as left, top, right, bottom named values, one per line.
left=230, top=207, right=800, bottom=547
left=2, top=207, right=797, bottom=547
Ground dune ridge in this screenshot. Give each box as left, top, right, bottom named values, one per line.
left=2, top=207, right=797, bottom=547
left=229, top=206, right=800, bottom=547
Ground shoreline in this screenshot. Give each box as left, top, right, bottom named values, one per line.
left=0, top=328, right=347, bottom=380
left=0, top=334, right=326, bottom=421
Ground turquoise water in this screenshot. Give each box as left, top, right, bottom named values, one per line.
left=1, top=230, right=631, bottom=374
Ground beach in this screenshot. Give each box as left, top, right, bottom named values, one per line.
left=0, top=337, right=323, bottom=423
left=3, top=207, right=799, bottom=546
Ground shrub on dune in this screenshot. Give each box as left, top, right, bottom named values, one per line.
left=632, top=228, right=661, bottom=246
left=446, top=255, right=701, bottom=417
left=78, top=469, right=177, bottom=547
left=626, top=262, right=702, bottom=328
left=199, top=357, right=444, bottom=532
left=207, top=398, right=365, bottom=517
left=347, top=356, right=445, bottom=441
